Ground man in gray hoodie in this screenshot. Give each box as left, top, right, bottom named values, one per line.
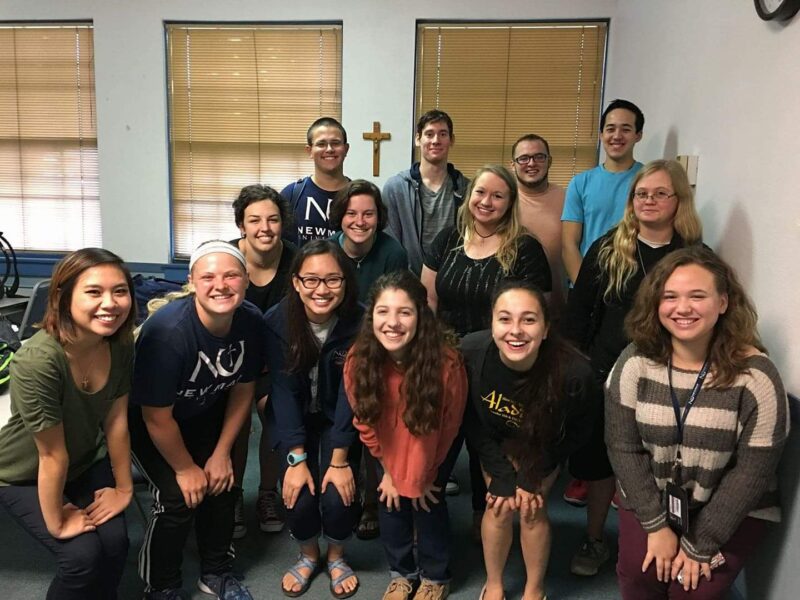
left=382, top=110, right=469, bottom=275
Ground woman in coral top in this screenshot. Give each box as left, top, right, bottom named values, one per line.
left=344, top=270, right=467, bottom=600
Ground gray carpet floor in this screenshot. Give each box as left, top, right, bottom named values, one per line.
left=0, top=416, right=621, bottom=599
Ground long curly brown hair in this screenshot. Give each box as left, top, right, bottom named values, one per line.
left=625, top=246, right=765, bottom=388
left=491, top=279, right=583, bottom=489
left=348, top=270, right=458, bottom=436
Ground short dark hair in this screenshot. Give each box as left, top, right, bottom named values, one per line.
left=306, top=117, right=348, bottom=145
left=600, top=99, right=645, bottom=133
left=329, top=179, right=388, bottom=231
left=511, top=133, right=551, bottom=158
left=43, top=248, right=136, bottom=345
left=232, top=184, right=292, bottom=229
left=416, top=109, right=453, bottom=137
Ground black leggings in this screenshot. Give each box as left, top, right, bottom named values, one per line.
left=0, top=457, right=129, bottom=600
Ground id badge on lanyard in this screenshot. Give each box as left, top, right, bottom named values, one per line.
left=664, top=358, right=709, bottom=536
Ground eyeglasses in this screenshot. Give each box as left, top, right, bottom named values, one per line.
left=312, top=140, right=345, bottom=150
left=295, top=275, right=345, bottom=290
left=633, top=190, right=676, bottom=202
left=513, top=153, right=549, bottom=165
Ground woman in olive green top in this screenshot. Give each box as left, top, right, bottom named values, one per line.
left=0, top=248, right=136, bottom=600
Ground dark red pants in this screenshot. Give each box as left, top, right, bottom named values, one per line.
left=616, top=507, right=767, bottom=600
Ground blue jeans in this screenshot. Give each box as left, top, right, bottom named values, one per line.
left=281, top=413, right=361, bottom=544
left=0, top=457, right=129, bottom=600
left=376, top=440, right=460, bottom=583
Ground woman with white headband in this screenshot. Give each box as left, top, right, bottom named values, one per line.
left=128, top=240, right=267, bottom=600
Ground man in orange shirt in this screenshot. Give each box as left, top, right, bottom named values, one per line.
left=510, top=133, right=566, bottom=318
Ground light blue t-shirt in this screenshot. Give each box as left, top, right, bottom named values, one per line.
left=561, top=161, right=643, bottom=256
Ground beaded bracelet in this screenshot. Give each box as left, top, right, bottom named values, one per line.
left=329, top=463, right=350, bottom=469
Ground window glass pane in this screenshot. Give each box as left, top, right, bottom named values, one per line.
left=415, top=22, right=607, bottom=184
left=167, top=24, right=342, bottom=258
left=0, top=24, right=100, bottom=251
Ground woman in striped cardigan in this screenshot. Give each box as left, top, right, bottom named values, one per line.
left=606, top=246, right=789, bottom=600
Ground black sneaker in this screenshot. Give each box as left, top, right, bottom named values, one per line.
left=198, top=572, right=253, bottom=599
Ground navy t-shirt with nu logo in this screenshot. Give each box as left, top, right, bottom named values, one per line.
left=131, top=296, right=266, bottom=421
left=281, top=176, right=342, bottom=247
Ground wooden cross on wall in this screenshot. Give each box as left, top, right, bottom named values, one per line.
left=362, top=121, right=391, bottom=176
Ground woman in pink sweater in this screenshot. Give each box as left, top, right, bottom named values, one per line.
left=344, top=270, right=467, bottom=600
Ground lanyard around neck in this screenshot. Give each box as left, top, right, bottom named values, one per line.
left=667, top=357, right=710, bottom=445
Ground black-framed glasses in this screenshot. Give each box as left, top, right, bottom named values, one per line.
left=633, top=190, right=676, bottom=202
left=295, top=274, right=345, bottom=290
left=513, top=153, right=549, bottom=165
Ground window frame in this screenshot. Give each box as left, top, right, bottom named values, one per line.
left=164, top=21, right=343, bottom=262
left=0, top=20, right=100, bottom=256
left=412, top=18, right=610, bottom=183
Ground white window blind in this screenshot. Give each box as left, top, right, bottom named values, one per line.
left=167, top=23, right=342, bottom=258
left=0, top=23, right=99, bottom=252
left=415, top=22, right=608, bottom=184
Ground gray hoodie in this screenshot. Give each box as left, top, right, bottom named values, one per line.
left=382, top=162, right=468, bottom=275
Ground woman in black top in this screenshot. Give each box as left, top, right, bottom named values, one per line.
left=462, top=280, right=596, bottom=600
left=229, top=184, right=297, bottom=537
left=561, top=159, right=704, bottom=577
left=421, top=164, right=551, bottom=529
left=421, top=165, right=551, bottom=338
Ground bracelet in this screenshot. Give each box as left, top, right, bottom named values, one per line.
left=329, top=463, right=350, bottom=469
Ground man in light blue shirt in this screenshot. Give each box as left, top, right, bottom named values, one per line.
left=561, top=99, right=644, bottom=284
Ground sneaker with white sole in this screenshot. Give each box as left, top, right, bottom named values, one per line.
left=562, top=479, right=588, bottom=507
left=445, top=475, right=460, bottom=496
left=197, top=572, right=253, bottom=600
left=256, top=488, right=285, bottom=533
left=232, top=488, right=246, bottom=539
left=570, top=536, right=610, bottom=576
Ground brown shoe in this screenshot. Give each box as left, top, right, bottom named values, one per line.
left=413, top=579, right=449, bottom=600
left=382, top=578, right=414, bottom=600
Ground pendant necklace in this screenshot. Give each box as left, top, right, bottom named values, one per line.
left=70, top=344, right=103, bottom=392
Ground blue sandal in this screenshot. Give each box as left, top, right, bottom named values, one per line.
left=282, top=554, right=320, bottom=597
left=327, top=557, right=359, bottom=599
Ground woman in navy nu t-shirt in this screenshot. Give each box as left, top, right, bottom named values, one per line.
left=129, top=241, right=266, bottom=599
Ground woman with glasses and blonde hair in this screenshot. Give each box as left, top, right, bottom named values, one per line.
left=562, top=159, right=704, bottom=578
left=264, top=240, right=364, bottom=598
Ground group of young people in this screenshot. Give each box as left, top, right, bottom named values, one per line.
left=0, top=104, right=788, bottom=600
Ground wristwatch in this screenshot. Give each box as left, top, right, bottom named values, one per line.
left=287, top=451, right=308, bottom=466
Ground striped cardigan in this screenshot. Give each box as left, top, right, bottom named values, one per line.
left=605, top=343, right=789, bottom=562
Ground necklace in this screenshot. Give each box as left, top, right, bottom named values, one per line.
left=68, top=343, right=105, bottom=392
left=474, top=228, right=498, bottom=239
left=636, top=241, right=648, bottom=276
left=351, top=254, right=367, bottom=270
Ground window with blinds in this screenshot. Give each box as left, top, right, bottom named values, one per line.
left=167, top=23, right=342, bottom=258
left=415, top=22, right=608, bottom=185
left=0, top=23, right=99, bottom=252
